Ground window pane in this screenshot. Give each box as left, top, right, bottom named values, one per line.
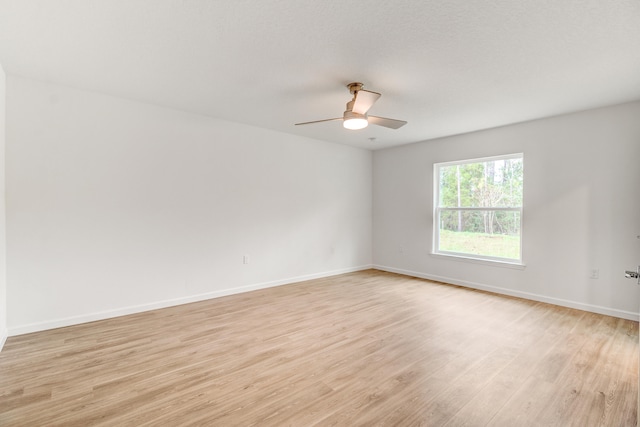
left=439, top=210, right=521, bottom=260
left=438, top=158, right=523, bottom=208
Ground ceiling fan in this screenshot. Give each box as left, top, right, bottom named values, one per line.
left=295, top=82, right=407, bottom=130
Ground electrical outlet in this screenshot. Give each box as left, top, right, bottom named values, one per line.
left=589, top=269, right=599, bottom=279
left=243, top=255, right=250, bottom=265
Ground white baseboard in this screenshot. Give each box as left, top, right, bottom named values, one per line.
left=8, top=265, right=373, bottom=337
left=0, top=328, right=7, bottom=352
left=374, top=265, right=640, bottom=321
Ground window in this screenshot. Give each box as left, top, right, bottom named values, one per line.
left=433, top=154, right=523, bottom=264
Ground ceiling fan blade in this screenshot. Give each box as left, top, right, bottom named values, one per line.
left=295, top=118, right=342, bottom=126
left=352, top=90, right=381, bottom=115
left=368, top=115, right=407, bottom=129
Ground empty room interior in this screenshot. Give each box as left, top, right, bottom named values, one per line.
left=1, top=1, right=639, bottom=425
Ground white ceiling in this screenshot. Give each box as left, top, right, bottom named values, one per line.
left=1, top=0, right=639, bottom=150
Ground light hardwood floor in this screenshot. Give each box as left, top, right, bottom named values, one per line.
left=0, top=270, right=637, bottom=426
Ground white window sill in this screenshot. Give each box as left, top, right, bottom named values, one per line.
left=430, top=252, right=526, bottom=270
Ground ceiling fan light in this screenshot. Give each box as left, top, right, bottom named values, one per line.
left=343, top=108, right=369, bottom=130
left=343, top=117, right=368, bottom=130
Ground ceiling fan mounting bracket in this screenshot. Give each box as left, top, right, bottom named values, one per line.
left=347, top=82, right=364, bottom=94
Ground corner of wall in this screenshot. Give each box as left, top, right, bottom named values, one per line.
left=0, top=63, right=6, bottom=351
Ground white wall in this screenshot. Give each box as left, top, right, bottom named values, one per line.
left=6, top=76, right=372, bottom=334
left=373, top=102, right=640, bottom=319
left=0, top=64, right=6, bottom=349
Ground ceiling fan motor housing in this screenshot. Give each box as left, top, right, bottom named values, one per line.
left=343, top=109, right=366, bottom=121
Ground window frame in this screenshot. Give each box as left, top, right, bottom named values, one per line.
left=433, top=153, right=524, bottom=265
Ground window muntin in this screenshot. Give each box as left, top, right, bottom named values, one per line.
left=434, top=154, right=523, bottom=263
